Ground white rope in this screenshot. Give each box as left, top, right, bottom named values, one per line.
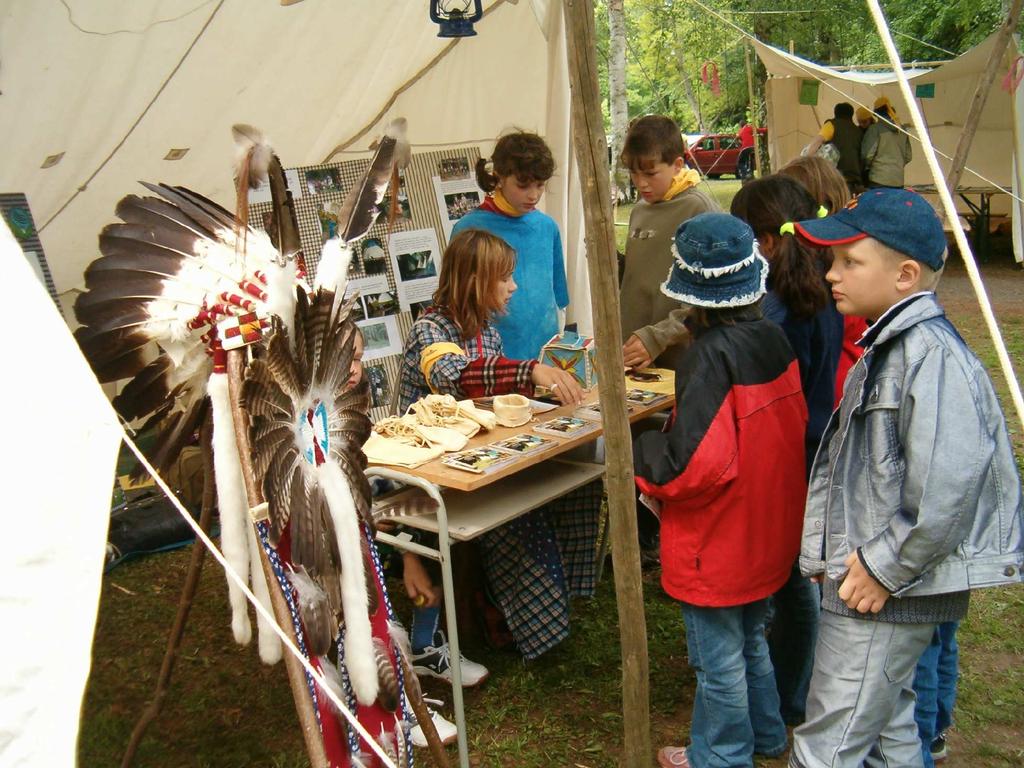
left=865, top=0, right=1024, bottom=429
left=119, top=431, right=398, bottom=768
left=679, top=0, right=1022, bottom=205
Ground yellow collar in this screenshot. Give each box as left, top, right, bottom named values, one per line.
left=492, top=187, right=524, bottom=217
left=662, top=168, right=701, bottom=201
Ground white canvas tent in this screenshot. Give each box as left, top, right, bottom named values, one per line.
left=752, top=33, right=1024, bottom=262
left=0, top=0, right=593, bottom=330
left=0, top=2, right=593, bottom=764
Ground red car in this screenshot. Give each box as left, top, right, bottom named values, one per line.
left=685, top=129, right=766, bottom=179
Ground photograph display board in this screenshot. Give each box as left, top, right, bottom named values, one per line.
left=2, top=193, right=59, bottom=307
left=249, top=147, right=483, bottom=422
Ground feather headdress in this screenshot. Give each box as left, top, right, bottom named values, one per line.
left=242, top=288, right=385, bottom=705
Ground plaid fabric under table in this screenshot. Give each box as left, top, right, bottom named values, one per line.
left=477, top=479, right=602, bottom=659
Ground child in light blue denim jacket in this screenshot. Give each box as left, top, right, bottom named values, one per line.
left=786, top=188, right=1024, bottom=768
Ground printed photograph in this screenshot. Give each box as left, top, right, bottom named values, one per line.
left=365, top=291, right=400, bottom=318
left=442, top=447, right=509, bottom=473
left=349, top=296, right=367, bottom=322
left=366, top=365, right=390, bottom=409
left=410, top=299, right=432, bottom=321
left=360, top=319, right=391, bottom=353
left=305, top=167, right=343, bottom=196
left=443, top=191, right=480, bottom=221
left=536, top=417, right=588, bottom=434
left=361, top=238, right=388, bottom=275
left=396, top=249, right=438, bottom=281
left=493, top=434, right=553, bottom=454
left=379, top=173, right=411, bottom=221
left=437, top=156, right=471, bottom=181
left=317, top=202, right=338, bottom=243
left=626, top=389, right=665, bottom=405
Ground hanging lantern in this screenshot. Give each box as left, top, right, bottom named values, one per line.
left=429, top=0, right=483, bottom=38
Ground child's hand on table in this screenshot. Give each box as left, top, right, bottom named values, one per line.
left=532, top=364, right=585, bottom=405
left=622, top=334, right=653, bottom=369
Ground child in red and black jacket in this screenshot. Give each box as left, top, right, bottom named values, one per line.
left=633, top=212, right=808, bottom=768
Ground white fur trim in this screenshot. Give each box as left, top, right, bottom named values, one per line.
left=208, top=373, right=253, bottom=646
left=660, top=253, right=770, bottom=308
left=248, top=524, right=282, bottom=664
left=319, top=461, right=378, bottom=706
left=670, top=239, right=763, bottom=277
left=263, top=258, right=298, bottom=346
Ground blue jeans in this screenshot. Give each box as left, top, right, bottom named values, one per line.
left=913, top=621, right=959, bottom=768
left=790, top=613, right=934, bottom=768
left=681, top=599, right=788, bottom=768
left=768, top=562, right=820, bottom=725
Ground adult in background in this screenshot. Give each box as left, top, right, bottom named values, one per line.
left=803, top=102, right=864, bottom=194
left=862, top=96, right=912, bottom=188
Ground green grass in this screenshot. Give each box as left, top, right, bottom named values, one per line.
left=80, top=242, right=1023, bottom=767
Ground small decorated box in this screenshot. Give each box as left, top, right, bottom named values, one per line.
left=539, top=331, right=598, bottom=389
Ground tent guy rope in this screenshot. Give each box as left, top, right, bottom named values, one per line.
left=864, top=0, right=1024, bottom=429
left=120, top=429, right=399, bottom=768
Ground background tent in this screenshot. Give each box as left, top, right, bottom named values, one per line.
left=753, top=33, right=1024, bottom=262
left=0, top=0, right=593, bottom=332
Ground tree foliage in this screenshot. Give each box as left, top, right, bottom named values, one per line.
left=593, top=0, right=1013, bottom=135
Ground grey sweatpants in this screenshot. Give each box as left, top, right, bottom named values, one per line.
left=789, top=612, right=935, bottom=768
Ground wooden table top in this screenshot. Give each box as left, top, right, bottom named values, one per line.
left=370, top=372, right=675, bottom=492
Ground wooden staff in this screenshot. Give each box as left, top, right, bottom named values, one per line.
left=562, top=1, right=652, bottom=765
left=121, top=413, right=216, bottom=768
left=226, top=349, right=329, bottom=768
left=944, top=0, right=1023, bottom=195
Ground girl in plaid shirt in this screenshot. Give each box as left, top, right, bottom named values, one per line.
left=397, top=229, right=601, bottom=661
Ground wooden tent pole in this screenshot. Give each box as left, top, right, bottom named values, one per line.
left=562, top=2, right=652, bottom=766
left=121, top=413, right=216, bottom=768
left=744, top=41, right=763, bottom=177
left=226, top=351, right=329, bottom=768
left=945, top=0, right=1023, bottom=195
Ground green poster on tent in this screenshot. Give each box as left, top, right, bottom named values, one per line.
left=915, top=83, right=935, bottom=99
left=798, top=79, right=819, bottom=106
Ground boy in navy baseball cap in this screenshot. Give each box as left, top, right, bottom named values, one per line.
left=787, top=189, right=1024, bottom=768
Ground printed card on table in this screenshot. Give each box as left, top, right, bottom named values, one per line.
left=491, top=433, right=556, bottom=455
left=626, top=388, right=671, bottom=407
left=440, top=446, right=517, bottom=474
left=532, top=416, right=600, bottom=438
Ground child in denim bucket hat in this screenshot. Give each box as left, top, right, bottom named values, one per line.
left=788, top=188, right=1024, bottom=768
left=633, top=212, right=810, bottom=768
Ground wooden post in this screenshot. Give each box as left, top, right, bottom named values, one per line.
left=944, top=0, right=1023, bottom=195
left=744, top=41, right=762, bottom=177
left=226, top=350, right=330, bottom=768
left=562, top=2, right=652, bottom=766
left=122, top=414, right=216, bottom=768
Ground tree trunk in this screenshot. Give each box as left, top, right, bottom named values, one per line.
left=680, top=71, right=705, bottom=133
left=608, top=0, right=629, bottom=203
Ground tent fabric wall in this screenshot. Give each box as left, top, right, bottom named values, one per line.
left=0, top=0, right=593, bottom=332
left=753, top=34, right=1022, bottom=261
left=0, top=218, right=123, bottom=767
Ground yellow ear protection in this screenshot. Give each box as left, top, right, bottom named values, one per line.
left=778, top=206, right=828, bottom=236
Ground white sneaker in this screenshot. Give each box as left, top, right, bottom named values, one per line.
left=410, top=630, right=490, bottom=687
left=409, top=701, right=458, bottom=748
